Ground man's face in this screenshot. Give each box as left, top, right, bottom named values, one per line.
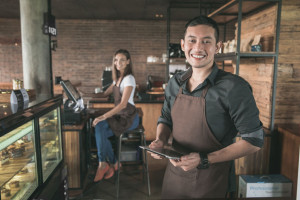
left=181, top=25, right=221, bottom=69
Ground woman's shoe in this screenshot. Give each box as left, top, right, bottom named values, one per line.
left=114, top=162, right=122, bottom=171
left=94, top=164, right=110, bottom=182
left=104, top=166, right=115, bottom=179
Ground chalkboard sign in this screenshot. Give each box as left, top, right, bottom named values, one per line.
left=43, top=12, right=57, bottom=36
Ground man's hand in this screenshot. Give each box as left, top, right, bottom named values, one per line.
left=148, top=139, right=164, bottom=159
left=169, top=152, right=200, bottom=171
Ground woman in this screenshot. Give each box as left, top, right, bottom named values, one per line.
left=92, top=49, right=139, bottom=182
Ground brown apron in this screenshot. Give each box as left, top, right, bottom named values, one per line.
left=106, top=85, right=137, bottom=137
left=162, top=85, right=231, bottom=199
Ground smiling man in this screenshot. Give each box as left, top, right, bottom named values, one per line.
left=149, top=16, right=264, bottom=198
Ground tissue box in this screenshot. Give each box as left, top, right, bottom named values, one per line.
left=238, top=174, right=292, bottom=198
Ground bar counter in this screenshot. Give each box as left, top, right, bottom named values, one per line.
left=87, top=96, right=164, bottom=141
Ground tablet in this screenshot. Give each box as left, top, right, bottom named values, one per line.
left=139, top=146, right=184, bottom=160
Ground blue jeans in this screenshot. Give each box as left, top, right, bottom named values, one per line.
left=95, top=114, right=139, bottom=163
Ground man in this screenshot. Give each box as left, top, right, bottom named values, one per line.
left=149, top=15, right=264, bottom=199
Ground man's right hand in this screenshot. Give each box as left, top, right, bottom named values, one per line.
left=149, top=139, right=164, bottom=159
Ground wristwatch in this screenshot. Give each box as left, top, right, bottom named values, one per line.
left=197, top=152, right=210, bottom=169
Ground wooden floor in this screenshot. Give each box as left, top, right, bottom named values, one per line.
left=69, top=154, right=294, bottom=200
left=70, top=155, right=168, bottom=200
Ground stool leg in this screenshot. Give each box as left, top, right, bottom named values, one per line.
left=142, top=133, right=151, bottom=196
left=116, top=134, right=122, bottom=199
left=140, top=134, right=146, bottom=182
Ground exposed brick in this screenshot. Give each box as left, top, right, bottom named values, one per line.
left=0, top=18, right=230, bottom=93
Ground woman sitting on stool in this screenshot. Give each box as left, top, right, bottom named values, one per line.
left=92, top=49, right=139, bottom=182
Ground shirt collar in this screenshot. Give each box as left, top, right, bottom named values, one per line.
left=177, top=62, right=219, bottom=86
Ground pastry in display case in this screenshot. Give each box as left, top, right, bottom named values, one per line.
left=39, top=108, right=63, bottom=183
left=0, top=121, right=38, bottom=200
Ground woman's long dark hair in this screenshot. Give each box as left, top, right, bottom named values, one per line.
left=112, top=49, right=134, bottom=82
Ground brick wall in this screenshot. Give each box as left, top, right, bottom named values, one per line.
left=0, top=19, right=184, bottom=93
left=0, top=19, right=23, bottom=82
left=0, top=18, right=229, bottom=93
left=52, top=19, right=176, bottom=93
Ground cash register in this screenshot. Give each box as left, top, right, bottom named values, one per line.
left=60, top=80, right=85, bottom=124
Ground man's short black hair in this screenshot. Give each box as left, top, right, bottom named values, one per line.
left=183, top=15, right=220, bottom=43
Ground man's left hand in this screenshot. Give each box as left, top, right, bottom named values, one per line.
left=169, top=152, right=200, bottom=171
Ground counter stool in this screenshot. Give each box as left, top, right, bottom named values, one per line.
left=115, top=125, right=151, bottom=199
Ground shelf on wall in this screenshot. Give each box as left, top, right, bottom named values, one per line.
left=208, top=0, right=276, bottom=24
left=215, top=52, right=277, bottom=61
left=146, top=62, right=166, bottom=65
left=147, top=58, right=186, bottom=65
left=169, top=58, right=186, bottom=65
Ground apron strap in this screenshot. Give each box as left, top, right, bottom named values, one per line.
left=177, top=83, right=210, bottom=98
left=177, top=87, right=183, bottom=95
left=201, top=83, right=210, bottom=99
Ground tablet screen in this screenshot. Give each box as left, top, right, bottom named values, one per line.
left=139, top=146, right=184, bottom=160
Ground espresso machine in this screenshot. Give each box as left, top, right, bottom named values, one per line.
left=102, top=68, right=113, bottom=91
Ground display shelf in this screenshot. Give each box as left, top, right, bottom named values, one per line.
left=208, top=0, right=276, bottom=24
left=0, top=147, right=35, bottom=185
left=147, top=58, right=186, bottom=66
left=169, top=58, right=187, bottom=65
left=208, top=0, right=282, bottom=131
left=0, top=123, right=32, bottom=149
left=39, top=108, right=62, bottom=183
left=146, top=62, right=166, bottom=65
left=215, top=52, right=277, bottom=61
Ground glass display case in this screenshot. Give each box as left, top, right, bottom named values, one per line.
left=0, top=95, right=65, bottom=200
left=39, top=108, right=62, bottom=182
left=0, top=121, right=38, bottom=200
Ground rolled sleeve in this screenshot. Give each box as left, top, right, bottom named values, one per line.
left=227, top=76, right=262, bottom=135
left=157, top=116, right=173, bottom=130
left=241, top=128, right=264, bottom=148
left=157, top=78, right=176, bottom=131
left=157, top=95, right=173, bottom=130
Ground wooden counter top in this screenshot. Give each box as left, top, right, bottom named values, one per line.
left=146, top=91, right=164, bottom=95
left=86, top=107, right=143, bottom=119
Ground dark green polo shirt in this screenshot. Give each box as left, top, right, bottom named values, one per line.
left=158, top=63, right=264, bottom=147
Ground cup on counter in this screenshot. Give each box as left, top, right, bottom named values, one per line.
left=162, top=83, right=167, bottom=90
left=95, top=87, right=102, bottom=94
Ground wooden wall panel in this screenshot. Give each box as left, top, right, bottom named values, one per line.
left=278, top=125, right=300, bottom=199
left=235, top=135, right=271, bottom=175
left=238, top=5, right=276, bottom=52
left=233, top=59, right=274, bottom=129
left=136, top=103, right=163, bottom=141
left=282, top=0, right=300, bottom=5
left=275, top=0, right=300, bottom=125
left=63, top=130, right=81, bottom=188
left=231, top=6, right=276, bottom=130
left=231, top=1, right=300, bottom=129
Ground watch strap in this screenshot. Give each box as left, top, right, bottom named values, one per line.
left=197, top=152, right=209, bottom=169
